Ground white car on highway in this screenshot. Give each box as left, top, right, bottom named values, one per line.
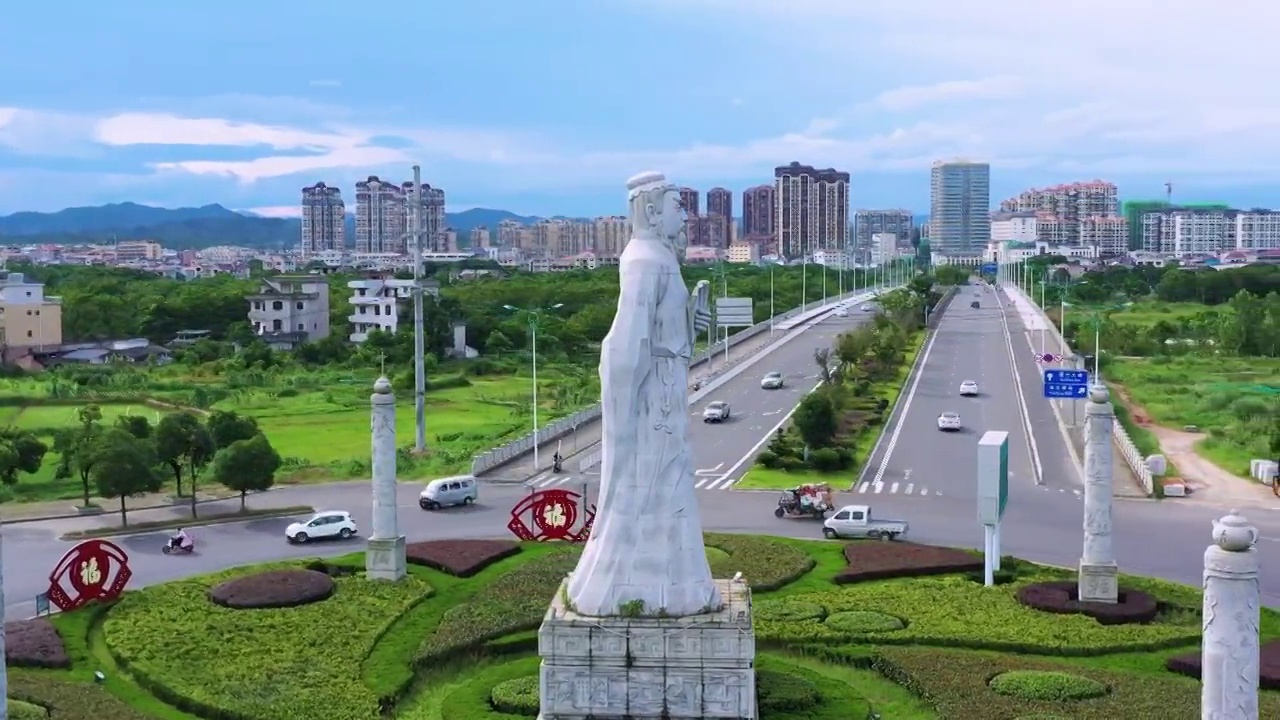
left=286, top=511, right=358, bottom=544
left=936, top=412, right=962, bottom=432
left=959, top=380, right=979, bottom=396
left=703, top=401, right=731, bottom=422
left=860, top=304, right=873, bottom=312
left=835, top=307, right=849, bottom=317
left=760, top=372, right=784, bottom=390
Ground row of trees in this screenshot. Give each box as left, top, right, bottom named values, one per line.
left=759, top=283, right=933, bottom=474
left=51, top=406, right=281, bottom=524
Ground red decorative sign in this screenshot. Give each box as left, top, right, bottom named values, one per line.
left=46, top=539, right=133, bottom=612
left=508, top=489, right=596, bottom=542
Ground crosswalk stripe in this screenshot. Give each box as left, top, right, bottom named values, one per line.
left=890, top=482, right=899, bottom=494
left=857, top=483, right=869, bottom=494
left=905, top=483, right=914, bottom=494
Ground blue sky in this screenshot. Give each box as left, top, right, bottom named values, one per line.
left=2, top=0, right=1278, bottom=217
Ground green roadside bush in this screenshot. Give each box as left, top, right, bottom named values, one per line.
left=989, top=670, right=1109, bottom=701
left=490, top=676, right=539, bottom=715
left=101, top=563, right=434, bottom=720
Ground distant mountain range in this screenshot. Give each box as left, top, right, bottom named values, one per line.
left=0, top=202, right=549, bottom=251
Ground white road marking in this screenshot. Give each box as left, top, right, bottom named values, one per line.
left=865, top=326, right=943, bottom=487
left=995, top=290, right=1044, bottom=485
left=857, top=483, right=869, bottom=494
left=873, top=481, right=884, bottom=494
left=890, top=482, right=899, bottom=494
left=905, top=483, right=914, bottom=494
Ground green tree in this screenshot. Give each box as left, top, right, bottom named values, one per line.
left=484, top=329, right=513, bottom=355
left=154, top=412, right=216, bottom=506
left=792, top=392, right=838, bottom=449
left=91, top=428, right=165, bottom=526
left=212, top=433, right=282, bottom=511
left=206, top=410, right=260, bottom=450
left=0, top=429, right=48, bottom=485
left=115, top=414, right=153, bottom=439
left=52, top=403, right=104, bottom=507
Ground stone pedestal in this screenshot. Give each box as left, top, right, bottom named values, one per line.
left=365, top=536, right=407, bottom=581
left=537, top=578, right=757, bottom=720
left=1079, top=384, right=1118, bottom=603
left=1202, top=510, right=1260, bottom=720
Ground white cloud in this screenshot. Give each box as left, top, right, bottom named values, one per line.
left=622, top=0, right=1280, bottom=180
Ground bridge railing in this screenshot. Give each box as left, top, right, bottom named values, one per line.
left=469, top=284, right=898, bottom=476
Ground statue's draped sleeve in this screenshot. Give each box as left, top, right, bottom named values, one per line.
left=603, top=257, right=661, bottom=425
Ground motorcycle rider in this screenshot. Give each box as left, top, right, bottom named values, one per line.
left=169, top=528, right=193, bottom=551
left=552, top=452, right=563, bottom=473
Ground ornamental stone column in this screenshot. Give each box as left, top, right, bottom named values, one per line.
left=1078, top=384, right=1117, bottom=603
left=1202, top=510, right=1260, bottom=720
left=365, top=377, right=406, bottom=581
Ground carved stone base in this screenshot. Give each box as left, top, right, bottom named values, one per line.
left=1078, top=560, right=1118, bottom=604
left=537, top=578, right=756, bottom=719
left=365, top=536, right=406, bottom=581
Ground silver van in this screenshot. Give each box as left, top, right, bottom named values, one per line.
left=419, top=475, right=479, bottom=510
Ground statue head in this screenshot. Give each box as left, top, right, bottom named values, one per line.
left=626, top=171, right=686, bottom=252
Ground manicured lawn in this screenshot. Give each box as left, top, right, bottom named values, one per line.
left=19, top=533, right=1279, bottom=720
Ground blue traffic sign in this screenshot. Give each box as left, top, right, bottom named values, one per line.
left=1044, top=383, right=1089, bottom=399
left=1044, top=369, right=1088, bottom=385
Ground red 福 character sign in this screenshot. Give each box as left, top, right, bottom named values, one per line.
left=508, top=489, right=595, bottom=542
left=46, top=539, right=133, bottom=612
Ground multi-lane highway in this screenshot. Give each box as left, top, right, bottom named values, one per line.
left=8, top=280, right=1280, bottom=621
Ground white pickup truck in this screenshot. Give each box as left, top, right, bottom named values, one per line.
left=822, top=504, right=909, bottom=541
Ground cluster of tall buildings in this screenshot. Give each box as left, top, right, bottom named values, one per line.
left=992, top=180, right=1128, bottom=255
left=299, top=177, right=447, bottom=256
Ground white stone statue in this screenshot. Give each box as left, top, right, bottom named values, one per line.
left=565, top=171, right=722, bottom=618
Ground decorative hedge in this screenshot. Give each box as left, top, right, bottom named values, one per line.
left=988, top=670, right=1109, bottom=701
left=8, top=671, right=153, bottom=720
left=102, top=564, right=434, bottom=720
left=406, top=539, right=521, bottom=578
left=703, top=533, right=816, bottom=591
left=1166, top=638, right=1280, bottom=689
left=208, top=568, right=335, bottom=609
left=756, top=576, right=1200, bottom=654
left=5, top=619, right=70, bottom=669
left=490, top=675, right=539, bottom=715
left=9, top=699, right=48, bottom=720
left=872, top=646, right=1280, bottom=719
left=835, top=541, right=984, bottom=584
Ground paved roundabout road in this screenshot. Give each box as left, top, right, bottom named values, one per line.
left=6, top=286, right=1280, bottom=618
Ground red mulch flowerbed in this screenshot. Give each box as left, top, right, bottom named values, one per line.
left=1016, top=580, right=1159, bottom=625
left=1166, top=639, right=1280, bottom=689
left=5, top=618, right=70, bottom=669
left=208, top=569, right=335, bottom=609
left=833, top=542, right=985, bottom=584
left=405, top=539, right=521, bottom=578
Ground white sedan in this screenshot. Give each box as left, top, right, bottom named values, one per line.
left=761, top=372, right=785, bottom=390
left=937, top=412, right=962, bottom=432
left=703, top=401, right=731, bottom=422
left=286, top=511, right=359, bottom=544
left=959, top=380, right=979, bottom=396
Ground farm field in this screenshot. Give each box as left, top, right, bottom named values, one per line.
left=0, top=367, right=596, bottom=504
left=1101, top=301, right=1219, bottom=327
left=1106, top=356, right=1280, bottom=478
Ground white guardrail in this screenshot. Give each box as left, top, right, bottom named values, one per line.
left=472, top=285, right=896, bottom=475
left=1005, top=286, right=1155, bottom=496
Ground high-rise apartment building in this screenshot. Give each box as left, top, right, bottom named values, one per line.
left=402, top=182, right=447, bottom=252
left=1141, top=207, right=1280, bottom=255
left=998, top=180, right=1120, bottom=250
left=774, top=162, right=849, bottom=259
left=854, top=210, right=914, bottom=262
left=354, top=176, right=406, bottom=254
left=678, top=188, right=700, bottom=217
left=706, top=187, right=732, bottom=220
left=300, top=182, right=345, bottom=256
left=928, top=160, right=990, bottom=255
left=594, top=216, right=631, bottom=257
left=741, top=185, right=776, bottom=243
left=469, top=226, right=491, bottom=248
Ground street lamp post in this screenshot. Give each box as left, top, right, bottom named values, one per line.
left=769, top=263, right=775, bottom=338
left=504, top=303, right=564, bottom=471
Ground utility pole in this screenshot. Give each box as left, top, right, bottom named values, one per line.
left=411, top=166, right=427, bottom=452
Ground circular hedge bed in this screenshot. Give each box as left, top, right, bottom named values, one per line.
left=208, top=569, right=335, bottom=609
left=1015, top=581, right=1159, bottom=625
left=824, top=610, right=905, bottom=633
left=490, top=676, right=539, bottom=716
left=989, top=670, right=1109, bottom=702
left=755, top=600, right=826, bottom=622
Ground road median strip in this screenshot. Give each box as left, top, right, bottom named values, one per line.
left=59, top=505, right=315, bottom=541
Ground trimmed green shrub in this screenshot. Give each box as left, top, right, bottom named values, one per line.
left=756, top=668, right=821, bottom=712
left=8, top=699, right=49, bottom=720
left=989, top=671, right=1108, bottom=701
left=755, top=600, right=826, bottom=622
left=755, top=450, right=780, bottom=468
left=490, top=676, right=539, bottom=716
left=703, top=533, right=816, bottom=591
left=809, top=447, right=843, bottom=471
left=9, top=672, right=152, bottom=720
left=102, top=563, right=434, bottom=720
left=824, top=610, right=905, bottom=633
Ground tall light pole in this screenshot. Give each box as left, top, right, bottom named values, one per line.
left=410, top=165, right=427, bottom=453
left=768, top=262, right=775, bottom=337
left=504, top=303, right=564, bottom=470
